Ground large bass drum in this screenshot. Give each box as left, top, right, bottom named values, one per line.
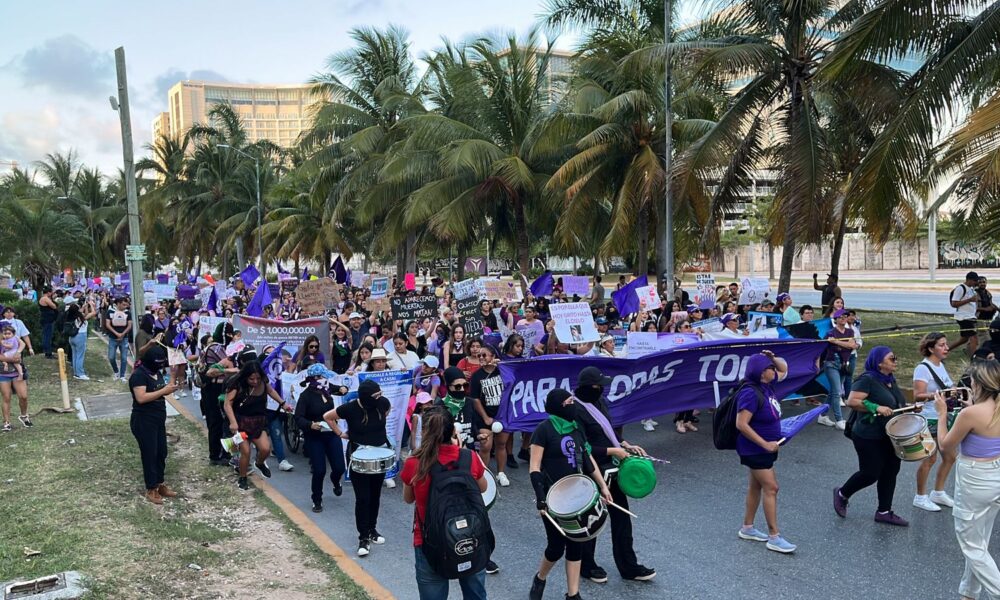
left=545, top=474, right=608, bottom=542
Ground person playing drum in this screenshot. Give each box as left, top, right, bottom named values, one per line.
left=573, top=366, right=656, bottom=583
left=323, top=379, right=391, bottom=557
left=834, top=346, right=910, bottom=526
left=529, top=389, right=612, bottom=600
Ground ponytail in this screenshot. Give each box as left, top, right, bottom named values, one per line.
left=412, top=407, right=455, bottom=483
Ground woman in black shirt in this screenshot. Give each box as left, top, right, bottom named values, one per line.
left=294, top=364, right=349, bottom=512
left=529, top=389, right=612, bottom=600
left=223, top=361, right=290, bottom=490
left=323, top=379, right=391, bottom=557
left=129, top=344, right=179, bottom=504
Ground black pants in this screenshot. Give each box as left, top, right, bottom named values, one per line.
left=350, top=469, right=385, bottom=541
left=200, top=383, right=228, bottom=460
left=543, top=509, right=585, bottom=563
left=674, top=410, right=694, bottom=423
left=840, top=435, right=901, bottom=512
left=131, top=412, right=167, bottom=490
left=581, top=473, right=641, bottom=577
left=305, top=433, right=346, bottom=505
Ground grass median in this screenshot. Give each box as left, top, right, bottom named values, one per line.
left=0, top=337, right=371, bottom=600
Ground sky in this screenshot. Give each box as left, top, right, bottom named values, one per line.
left=0, top=0, right=591, bottom=176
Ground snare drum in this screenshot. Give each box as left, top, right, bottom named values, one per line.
left=350, top=446, right=396, bottom=474
left=482, top=469, right=498, bottom=510
left=545, top=474, right=608, bottom=542
left=885, top=414, right=936, bottom=461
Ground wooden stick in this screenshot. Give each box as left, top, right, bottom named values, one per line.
left=777, top=437, right=787, bottom=445
left=608, top=502, right=638, bottom=519
left=892, top=403, right=922, bottom=414
left=541, top=511, right=570, bottom=539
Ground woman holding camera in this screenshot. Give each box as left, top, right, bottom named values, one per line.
left=934, top=358, right=1000, bottom=600
left=911, top=332, right=957, bottom=512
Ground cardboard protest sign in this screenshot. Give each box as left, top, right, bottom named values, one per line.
left=453, top=278, right=479, bottom=301
left=366, top=297, right=392, bottom=316
left=391, top=295, right=438, bottom=321
left=370, top=277, right=389, bottom=299
left=456, top=296, right=484, bottom=337
left=634, top=285, right=661, bottom=311
left=477, top=279, right=522, bottom=304
left=694, top=273, right=716, bottom=309
left=738, top=277, right=771, bottom=305
left=562, top=276, right=590, bottom=297
left=550, top=302, right=600, bottom=344
left=297, top=278, right=340, bottom=316
left=747, top=311, right=783, bottom=333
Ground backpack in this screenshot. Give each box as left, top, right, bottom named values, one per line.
left=712, top=382, right=764, bottom=450
left=951, top=284, right=968, bottom=308
left=62, top=318, right=80, bottom=338
left=420, top=449, right=495, bottom=579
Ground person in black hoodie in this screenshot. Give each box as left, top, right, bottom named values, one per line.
left=573, top=367, right=657, bottom=584
left=435, top=367, right=486, bottom=451
left=529, top=388, right=613, bottom=600
left=294, top=363, right=349, bottom=513
left=324, top=379, right=390, bottom=558
left=129, top=344, right=178, bottom=504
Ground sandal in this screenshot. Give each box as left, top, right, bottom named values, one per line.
left=2, top=422, right=11, bottom=433
left=675, top=422, right=686, bottom=434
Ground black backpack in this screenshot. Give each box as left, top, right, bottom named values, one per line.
left=420, top=449, right=495, bottom=579
left=713, top=382, right=764, bottom=450
left=951, top=284, right=968, bottom=307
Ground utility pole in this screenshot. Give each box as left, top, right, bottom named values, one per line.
left=660, top=0, right=675, bottom=300
left=114, top=47, right=144, bottom=345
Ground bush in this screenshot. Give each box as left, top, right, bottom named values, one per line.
left=11, top=300, right=41, bottom=339
left=0, top=289, right=20, bottom=304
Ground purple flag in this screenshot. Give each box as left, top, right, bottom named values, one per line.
left=207, top=288, right=218, bottom=312
left=331, top=256, right=347, bottom=284
left=301, top=267, right=309, bottom=281
left=779, top=405, right=830, bottom=442
left=240, top=264, right=261, bottom=288
left=260, top=342, right=286, bottom=396
left=496, top=338, right=824, bottom=432
left=245, top=278, right=273, bottom=317
left=611, top=275, right=648, bottom=317
left=529, top=270, right=554, bottom=297
left=276, top=261, right=289, bottom=275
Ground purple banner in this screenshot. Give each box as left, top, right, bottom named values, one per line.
left=497, top=338, right=825, bottom=432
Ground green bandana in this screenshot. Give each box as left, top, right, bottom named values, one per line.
left=441, top=394, right=465, bottom=418
left=548, top=415, right=592, bottom=455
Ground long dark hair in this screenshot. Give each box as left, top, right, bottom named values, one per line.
left=227, top=360, right=267, bottom=397
left=503, top=333, right=524, bottom=358
left=411, top=407, right=456, bottom=483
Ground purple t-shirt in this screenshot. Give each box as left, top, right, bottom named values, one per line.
left=735, top=385, right=782, bottom=456
left=824, top=327, right=853, bottom=363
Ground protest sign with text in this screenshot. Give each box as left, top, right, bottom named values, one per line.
left=739, top=277, right=771, bottom=305
left=232, top=315, right=330, bottom=366
left=562, top=276, right=590, bottom=297
left=477, top=279, right=522, bottom=304
left=626, top=331, right=701, bottom=358
left=370, top=277, right=389, bottom=299
left=549, top=302, right=600, bottom=343
left=296, top=278, right=340, bottom=316
left=694, top=273, right=716, bottom=309
left=634, top=285, right=661, bottom=311
left=453, top=278, right=479, bottom=301
left=390, top=295, right=437, bottom=321
left=456, top=296, right=484, bottom=336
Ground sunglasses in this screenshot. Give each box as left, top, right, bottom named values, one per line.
left=449, top=383, right=468, bottom=390
left=307, top=345, right=318, bottom=349
left=886, top=355, right=898, bottom=362
left=478, top=353, right=489, bottom=359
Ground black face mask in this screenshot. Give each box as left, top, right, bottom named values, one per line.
left=545, top=395, right=576, bottom=421
left=575, top=386, right=601, bottom=403
left=449, top=389, right=466, bottom=400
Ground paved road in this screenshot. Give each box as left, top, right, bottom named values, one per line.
left=174, top=392, right=994, bottom=600
left=788, top=288, right=951, bottom=314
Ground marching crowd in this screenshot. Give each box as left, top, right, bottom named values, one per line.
left=17, top=267, right=1000, bottom=600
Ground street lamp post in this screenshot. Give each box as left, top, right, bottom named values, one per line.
left=218, top=145, right=264, bottom=282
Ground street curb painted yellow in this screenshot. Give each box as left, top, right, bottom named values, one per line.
left=166, top=394, right=395, bottom=600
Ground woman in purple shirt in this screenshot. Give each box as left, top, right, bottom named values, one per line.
left=735, top=351, right=796, bottom=554
left=820, top=309, right=858, bottom=429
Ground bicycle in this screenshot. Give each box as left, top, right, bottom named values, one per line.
left=282, top=410, right=302, bottom=455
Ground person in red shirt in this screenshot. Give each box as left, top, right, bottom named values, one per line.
left=402, top=408, right=491, bottom=599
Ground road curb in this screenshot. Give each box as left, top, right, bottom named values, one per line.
left=166, top=394, right=395, bottom=600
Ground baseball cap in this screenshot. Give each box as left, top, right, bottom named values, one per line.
left=686, top=304, right=701, bottom=314
left=721, top=313, right=739, bottom=325
left=349, top=312, right=363, bottom=319
left=415, top=391, right=433, bottom=405
left=595, top=316, right=608, bottom=325
left=967, top=271, right=981, bottom=281
left=776, top=293, right=790, bottom=303
left=420, top=355, right=440, bottom=369
left=599, top=334, right=615, bottom=346
left=832, top=308, right=848, bottom=318
left=760, top=298, right=775, bottom=306
left=578, top=366, right=612, bottom=387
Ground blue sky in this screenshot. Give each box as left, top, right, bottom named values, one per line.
left=0, top=0, right=593, bottom=174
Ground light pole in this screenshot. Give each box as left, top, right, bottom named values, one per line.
left=661, top=0, right=675, bottom=299
left=218, top=145, right=264, bottom=282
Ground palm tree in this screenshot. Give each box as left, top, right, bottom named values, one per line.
left=0, top=197, right=89, bottom=289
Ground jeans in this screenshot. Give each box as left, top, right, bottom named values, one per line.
left=350, top=469, right=385, bottom=540
left=266, top=412, right=286, bottom=462
left=305, top=433, right=345, bottom=505
left=843, top=354, right=857, bottom=397
left=582, top=472, right=642, bottom=577
left=823, top=360, right=846, bottom=421
left=200, top=382, right=228, bottom=460
left=131, top=411, right=167, bottom=490
left=840, top=435, right=901, bottom=512
left=41, top=322, right=54, bottom=357
left=108, top=336, right=129, bottom=378
left=414, top=546, right=488, bottom=600
left=954, top=457, right=1000, bottom=600
left=69, top=330, right=88, bottom=377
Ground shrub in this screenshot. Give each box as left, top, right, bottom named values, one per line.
left=10, top=300, right=41, bottom=339
left=0, top=289, right=20, bottom=304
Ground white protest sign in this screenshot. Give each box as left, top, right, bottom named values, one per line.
left=153, top=284, right=175, bottom=300
left=350, top=271, right=369, bottom=288
left=738, top=277, right=771, bottom=305
left=198, top=286, right=214, bottom=308
left=549, top=302, right=601, bottom=343
left=747, top=311, right=783, bottom=333
left=634, top=285, right=661, bottom=311
left=694, top=273, right=716, bottom=309
left=562, top=276, right=590, bottom=297
left=198, top=315, right=229, bottom=336
left=691, top=317, right=723, bottom=333
left=453, top=278, right=479, bottom=301
left=626, top=331, right=702, bottom=358
left=142, top=280, right=155, bottom=292
left=493, top=308, right=512, bottom=342
left=143, top=291, right=157, bottom=308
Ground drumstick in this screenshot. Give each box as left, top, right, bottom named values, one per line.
left=541, top=511, right=570, bottom=539
left=608, top=502, right=638, bottom=519
left=777, top=437, right=787, bottom=445
left=892, top=403, right=922, bottom=414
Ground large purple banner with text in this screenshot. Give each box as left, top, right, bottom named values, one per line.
left=497, top=339, right=825, bottom=432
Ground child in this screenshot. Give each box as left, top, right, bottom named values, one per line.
left=0, top=324, right=24, bottom=378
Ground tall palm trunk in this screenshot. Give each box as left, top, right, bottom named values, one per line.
left=405, top=231, right=417, bottom=275
left=513, top=196, right=531, bottom=291
left=293, top=252, right=300, bottom=280
left=636, top=205, right=650, bottom=276
left=457, top=245, right=468, bottom=280
left=395, top=242, right=406, bottom=281
left=830, top=198, right=849, bottom=280
left=778, top=229, right=796, bottom=293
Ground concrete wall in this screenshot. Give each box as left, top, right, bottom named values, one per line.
left=720, top=236, right=931, bottom=274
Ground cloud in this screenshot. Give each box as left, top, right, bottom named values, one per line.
left=0, top=105, right=125, bottom=173
left=9, top=35, right=114, bottom=96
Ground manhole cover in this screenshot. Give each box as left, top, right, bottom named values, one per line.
left=77, top=393, right=178, bottom=421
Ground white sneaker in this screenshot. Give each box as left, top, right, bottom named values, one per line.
left=913, top=495, right=942, bottom=512
left=817, top=416, right=836, bottom=427
left=835, top=420, right=847, bottom=431
left=384, top=478, right=396, bottom=489
left=278, top=460, right=294, bottom=472
left=642, top=420, right=655, bottom=432
left=930, top=490, right=955, bottom=507
left=79, top=374, right=90, bottom=380
left=497, top=472, right=510, bottom=487
left=648, top=419, right=659, bottom=426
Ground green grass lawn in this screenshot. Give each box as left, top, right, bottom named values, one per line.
left=855, top=310, right=971, bottom=387
left=0, top=337, right=370, bottom=599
